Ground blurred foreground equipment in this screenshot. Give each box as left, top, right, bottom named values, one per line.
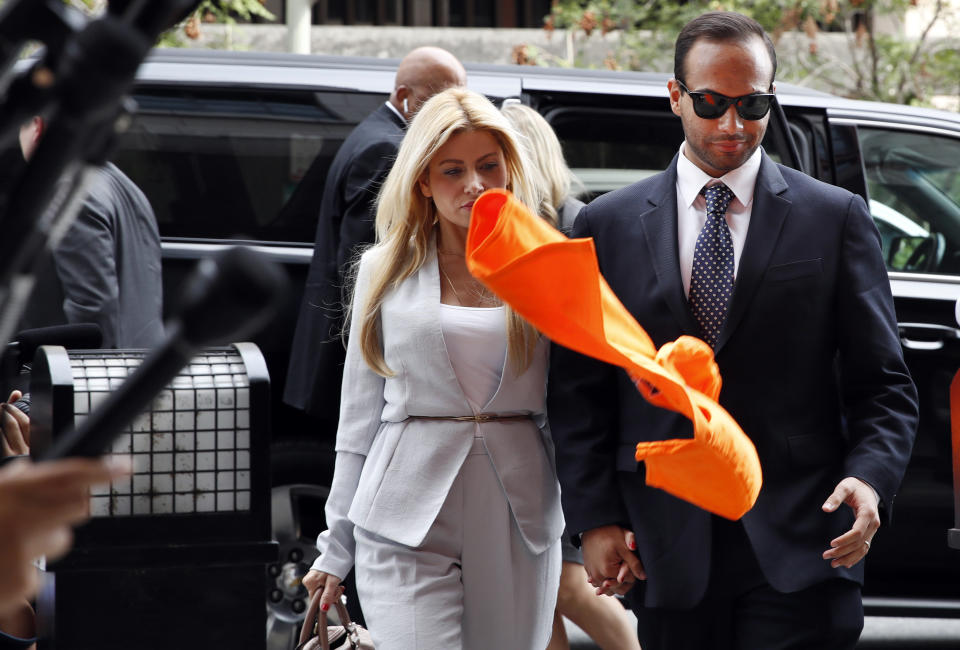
left=32, top=342, right=275, bottom=650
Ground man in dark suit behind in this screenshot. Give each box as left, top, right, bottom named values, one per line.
left=547, top=12, right=918, bottom=649
left=18, top=116, right=164, bottom=350
left=284, top=46, right=466, bottom=422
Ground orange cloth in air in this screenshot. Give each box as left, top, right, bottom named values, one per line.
left=466, top=189, right=761, bottom=520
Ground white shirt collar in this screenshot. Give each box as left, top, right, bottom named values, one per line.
left=676, top=144, right=762, bottom=210
left=384, top=100, right=405, bottom=123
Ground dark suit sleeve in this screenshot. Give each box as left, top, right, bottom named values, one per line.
left=835, top=193, right=919, bottom=519
left=335, top=140, right=398, bottom=271
left=548, top=205, right=632, bottom=536
left=54, top=196, right=121, bottom=348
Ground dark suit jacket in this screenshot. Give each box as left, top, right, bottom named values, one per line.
left=547, top=151, right=919, bottom=609
left=284, top=103, right=405, bottom=419
left=19, top=163, right=164, bottom=349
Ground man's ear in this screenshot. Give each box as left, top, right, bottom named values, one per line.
left=667, top=80, right=683, bottom=117
left=395, top=85, right=411, bottom=115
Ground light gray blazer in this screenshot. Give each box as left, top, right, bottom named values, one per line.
left=313, top=239, right=564, bottom=580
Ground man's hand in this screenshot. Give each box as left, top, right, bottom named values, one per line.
left=0, top=456, right=130, bottom=615
left=581, top=525, right=646, bottom=596
left=822, top=476, right=880, bottom=569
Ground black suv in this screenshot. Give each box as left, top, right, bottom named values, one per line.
left=111, top=48, right=960, bottom=642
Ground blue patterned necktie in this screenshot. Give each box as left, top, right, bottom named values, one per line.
left=689, top=183, right=735, bottom=348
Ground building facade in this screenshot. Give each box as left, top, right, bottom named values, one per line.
left=262, top=0, right=552, bottom=28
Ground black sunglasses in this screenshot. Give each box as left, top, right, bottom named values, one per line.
left=676, top=80, right=775, bottom=121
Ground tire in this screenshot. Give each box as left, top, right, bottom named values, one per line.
left=266, top=440, right=336, bottom=650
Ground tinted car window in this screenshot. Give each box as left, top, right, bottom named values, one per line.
left=114, top=88, right=387, bottom=244
left=858, top=126, right=960, bottom=275
left=548, top=109, right=682, bottom=199
left=545, top=105, right=788, bottom=201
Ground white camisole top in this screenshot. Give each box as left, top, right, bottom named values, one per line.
left=439, top=304, right=507, bottom=411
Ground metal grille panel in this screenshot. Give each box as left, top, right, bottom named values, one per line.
left=73, top=351, right=253, bottom=517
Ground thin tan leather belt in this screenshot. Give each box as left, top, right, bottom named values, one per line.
left=405, top=414, right=532, bottom=423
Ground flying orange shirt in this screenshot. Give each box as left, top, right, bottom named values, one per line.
left=466, top=189, right=761, bottom=520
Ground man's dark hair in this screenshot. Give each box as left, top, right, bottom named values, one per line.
left=674, top=11, right=777, bottom=89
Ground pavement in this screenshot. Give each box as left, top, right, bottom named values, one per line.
left=564, top=614, right=960, bottom=648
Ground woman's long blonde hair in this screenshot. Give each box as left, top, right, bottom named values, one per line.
left=500, top=101, right=581, bottom=223
left=352, top=87, right=551, bottom=377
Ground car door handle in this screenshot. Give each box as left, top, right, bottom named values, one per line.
left=898, top=322, right=960, bottom=351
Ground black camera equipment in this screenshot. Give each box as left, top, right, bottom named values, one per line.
left=0, top=0, right=204, bottom=353
left=42, top=245, right=287, bottom=460
left=0, top=323, right=103, bottom=402
left=0, top=4, right=289, bottom=648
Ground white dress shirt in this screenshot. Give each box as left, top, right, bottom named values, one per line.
left=676, top=144, right=763, bottom=297
left=384, top=99, right=405, bottom=123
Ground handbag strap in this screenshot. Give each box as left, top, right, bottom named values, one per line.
left=299, top=590, right=358, bottom=650
left=298, top=590, right=331, bottom=650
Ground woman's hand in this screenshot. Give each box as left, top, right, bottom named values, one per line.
left=2, top=391, right=30, bottom=458
left=302, top=569, right=343, bottom=612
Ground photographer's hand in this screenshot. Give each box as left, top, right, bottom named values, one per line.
left=0, top=456, right=131, bottom=614
left=1, top=391, right=30, bottom=458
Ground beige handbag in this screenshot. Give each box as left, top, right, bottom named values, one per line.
left=296, top=591, right=375, bottom=650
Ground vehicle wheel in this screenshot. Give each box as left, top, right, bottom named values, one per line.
left=265, top=483, right=328, bottom=650
left=266, top=440, right=336, bottom=650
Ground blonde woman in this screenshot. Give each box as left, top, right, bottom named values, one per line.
left=502, top=100, right=642, bottom=650
left=302, top=87, right=564, bottom=649
left=500, top=100, right=584, bottom=233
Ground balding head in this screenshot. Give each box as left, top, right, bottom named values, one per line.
left=391, top=46, right=467, bottom=121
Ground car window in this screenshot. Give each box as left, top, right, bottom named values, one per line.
left=114, top=87, right=387, bottom=244
left=547, top=109, right=681, bottom=201
left=858, top=126, right=960, bottom=275
left=545, top=105, right=788, bottom=201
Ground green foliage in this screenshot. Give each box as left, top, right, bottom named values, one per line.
left=542, top=0, right=958, bottom=108
left=195, top=0, right=275, bottom=25
left=58, top=0, right=276, bottom=47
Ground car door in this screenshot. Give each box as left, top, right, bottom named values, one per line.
left=827, top=114, right=960, bottom=605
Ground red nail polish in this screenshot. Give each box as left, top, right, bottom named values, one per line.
left=628, top=540, right=636, bottom=550
left=320, top=603, right=330, bottom=612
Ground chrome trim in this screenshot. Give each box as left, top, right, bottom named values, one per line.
left=828, top=117, right=960, bottom=139
left=161, top=241, right=312, bottom=264
left=897, top=322, right=960, bottom=351
left=863, top=597, right=960, bottom=618
left=898, top=322, right=960, bottom=335
left=890, top=275, right=960, bottom=301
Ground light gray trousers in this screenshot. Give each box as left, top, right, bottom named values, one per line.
left=354, top=437, right=561, bottom=649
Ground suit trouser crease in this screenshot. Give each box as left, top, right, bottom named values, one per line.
left=354, top=436, right=561, bottom=649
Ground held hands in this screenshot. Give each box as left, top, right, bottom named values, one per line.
left=302, top=569, right=343, bottom=613
left=822, top=476, right=880, bottom=569
left=580, top=525, right=646, bottom=597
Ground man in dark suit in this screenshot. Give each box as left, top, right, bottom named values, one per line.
left=547, top=12, right=919, bottom=649
left=284, top=46, right=466, bottom=421
left=18, top=116, right=164, bottom=350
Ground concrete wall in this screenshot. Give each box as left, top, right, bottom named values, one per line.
left=164, top=24, right=621, bottom=67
